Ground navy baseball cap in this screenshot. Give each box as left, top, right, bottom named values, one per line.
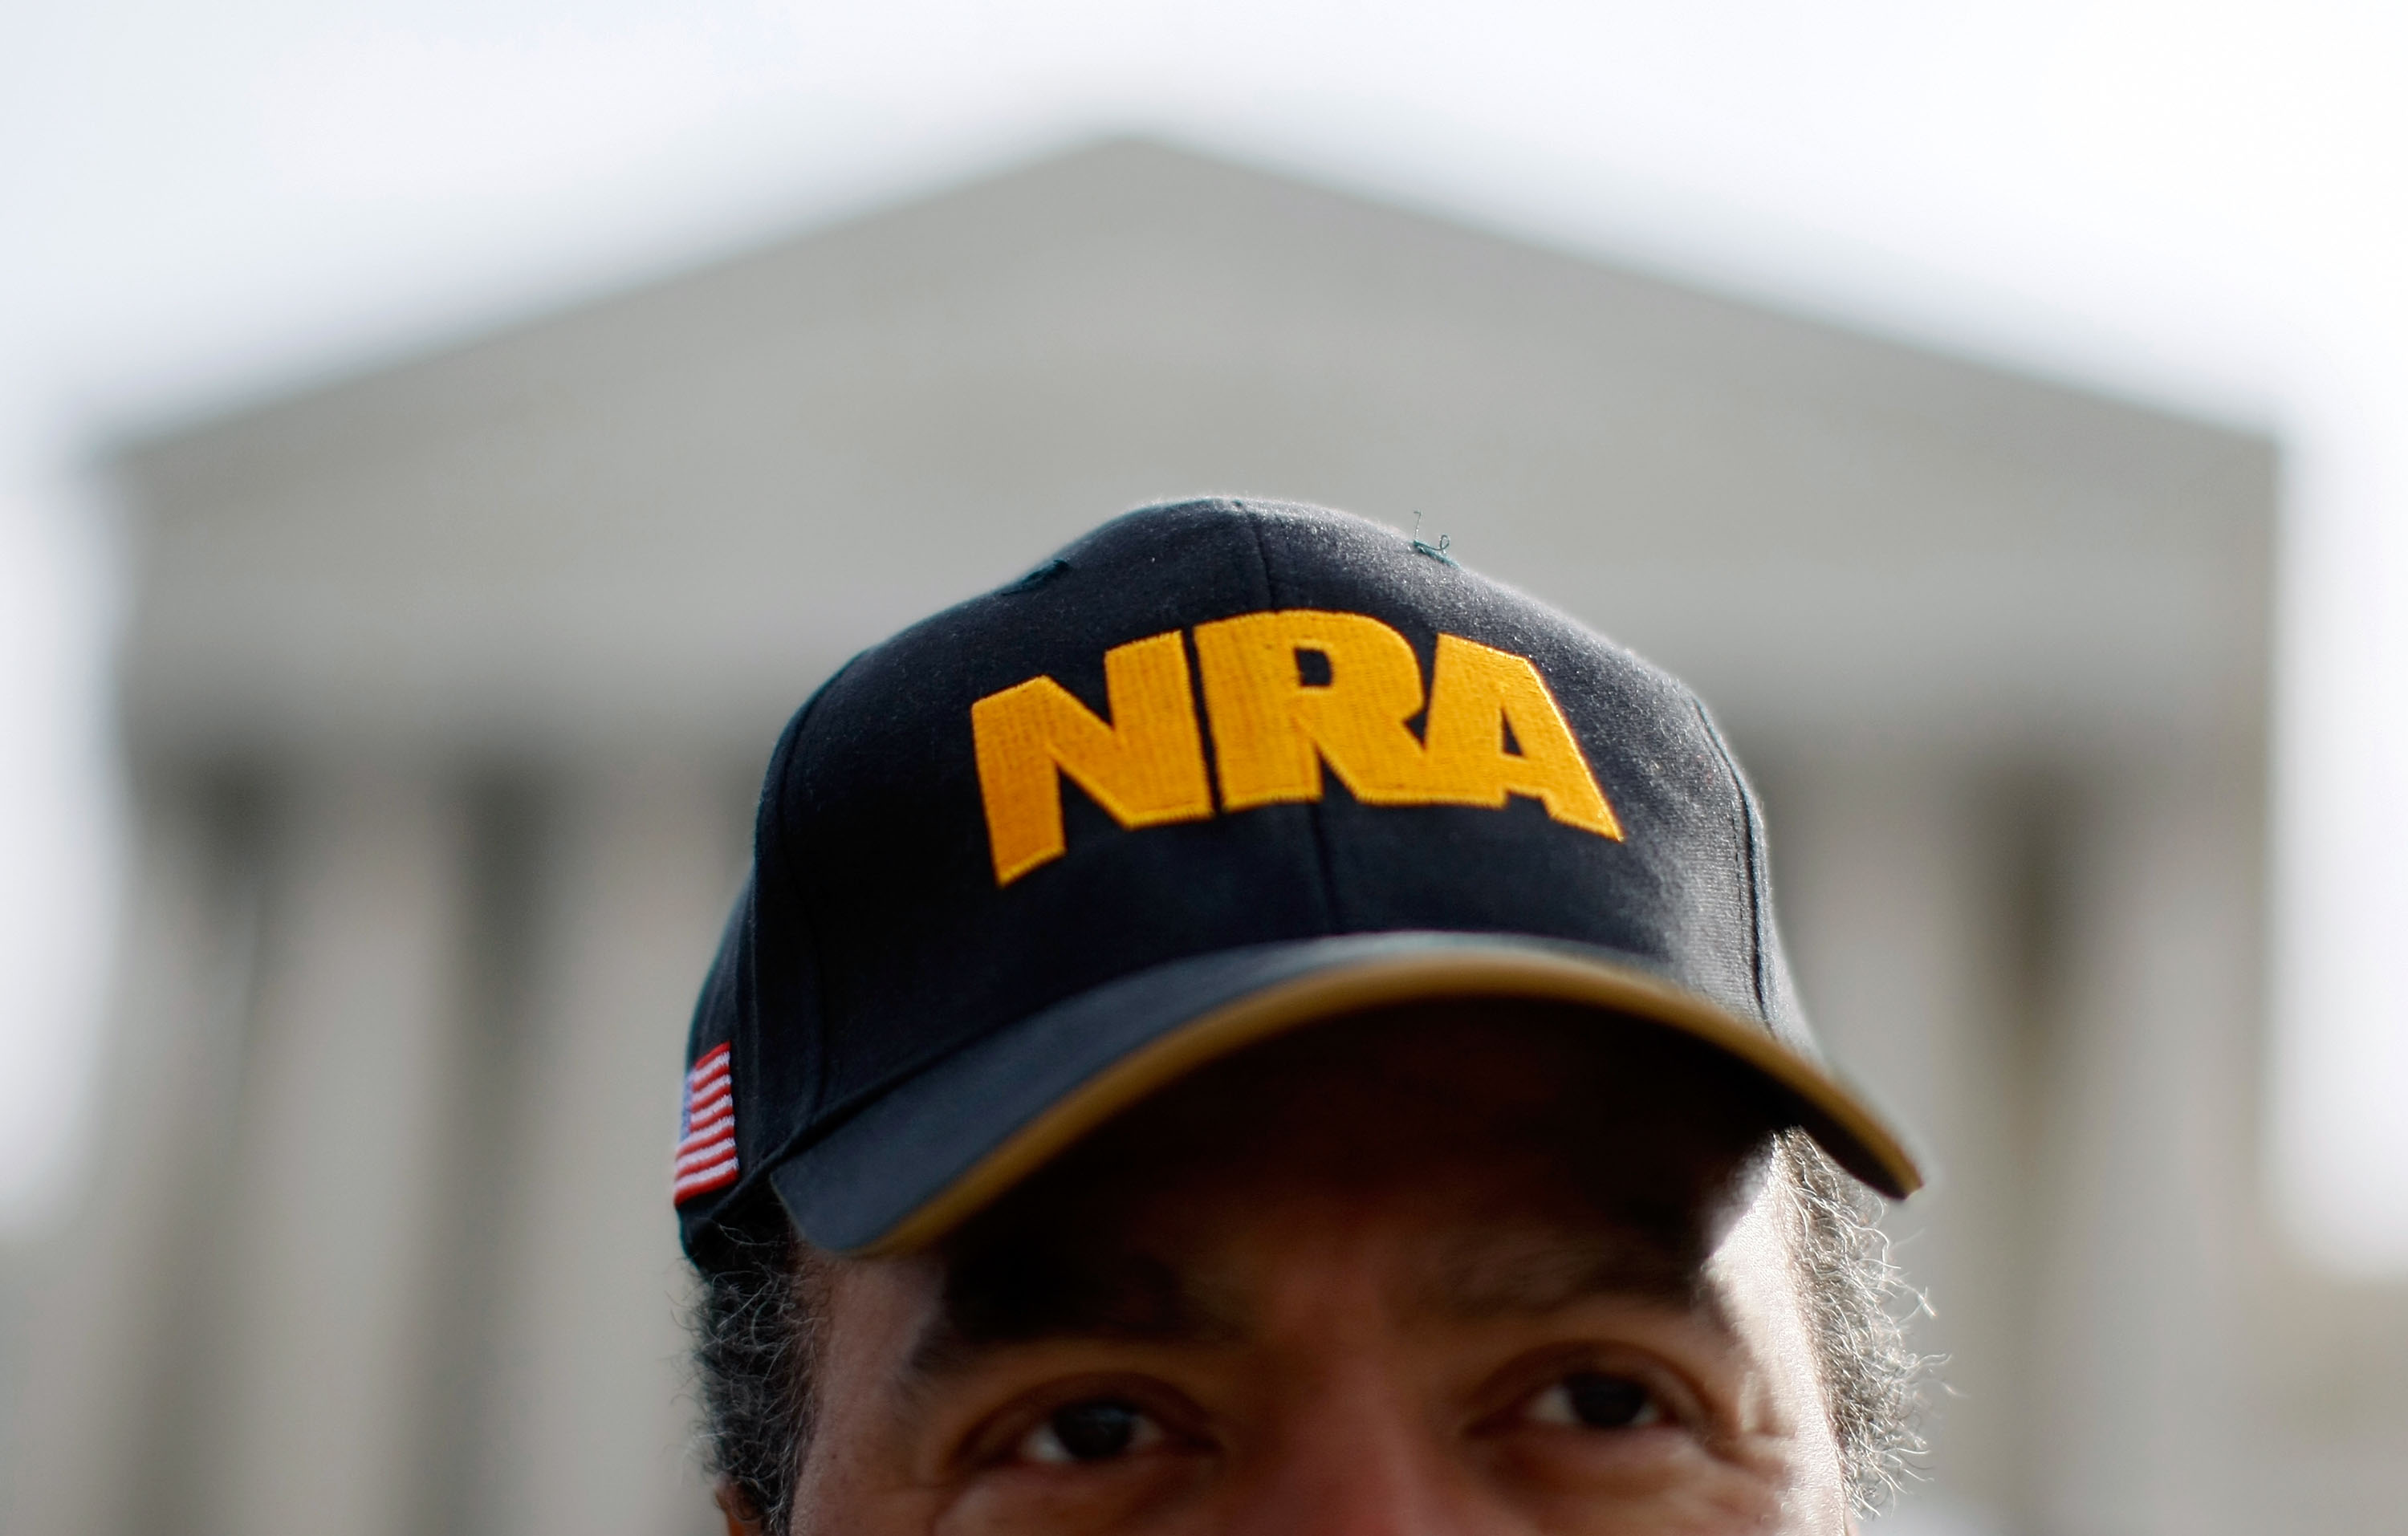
left=674, top=498, right=1920, bottom=1258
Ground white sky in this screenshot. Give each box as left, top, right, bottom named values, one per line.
left=1, top=0, right=2403, bottom=1268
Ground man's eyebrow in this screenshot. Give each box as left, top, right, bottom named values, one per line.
left=1413, top=1226, right=1716, bottom=1324
left=904, top=1245, right=1250, bottom=1386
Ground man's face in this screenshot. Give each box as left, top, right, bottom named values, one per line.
left=767, top=1011, right=1850, bottom=1535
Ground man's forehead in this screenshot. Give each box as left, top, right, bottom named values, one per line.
left=879, top=1009, right=1784, bottom=1369
left=1075, top=1014, right=1780, bottom=1216
left=1415, top=1223, right=1707, bottom=1319
left=913, top=1204, right=1721, bottom=1376
left=1058, top=1005, right=1791, bottom=1160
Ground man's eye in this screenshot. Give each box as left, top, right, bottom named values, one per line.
left=1527, top=1371, right=1662, bottom=1431
left=1017, top=1398, right=1164, bottom=1464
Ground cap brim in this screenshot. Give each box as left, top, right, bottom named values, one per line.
left=771, top=931, right=1923, bottom=1255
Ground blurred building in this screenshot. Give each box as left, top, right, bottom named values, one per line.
left=10, top=139, right=2394, bottom=1534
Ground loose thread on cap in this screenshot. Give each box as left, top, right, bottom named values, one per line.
left=1412, top=512, right=1455, bottom=565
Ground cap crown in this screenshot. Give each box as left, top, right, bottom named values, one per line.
left=681, top=498, right=1812, bottom=1246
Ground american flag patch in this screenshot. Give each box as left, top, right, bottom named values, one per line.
left=673, top=1043, right=739, bottom=1205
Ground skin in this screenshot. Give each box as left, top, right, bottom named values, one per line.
left=723, top=1007, right=1855, bottom=1536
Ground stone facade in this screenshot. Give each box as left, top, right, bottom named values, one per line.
left=13, top=140, right=2385, bottom=1535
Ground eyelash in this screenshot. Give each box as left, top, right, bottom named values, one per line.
left=1522, top=1371, right=1666, bottom=1431
left=1482, top=1348, right=1707, bottom=1442
left=970, top=1350, right=1708, bottom=1473
left=966, top=1377, right=1200, bottom=1472
left=1015, top=1398, right=1168, bottom=1465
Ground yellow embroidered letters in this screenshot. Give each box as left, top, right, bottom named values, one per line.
left=970, top=630, right=1215, bottom=885
left=1191, top=610, right=1434, bottom=809
left=971, top=611, right=1622, bottom=884
left=1422, top=634, right=1624, bottom=838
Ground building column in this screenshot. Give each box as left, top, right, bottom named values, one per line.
left=1771, top=754, right=2033, bottom=1533
left=470, top=759, right=742, bottom=1536
left=2028, top=754, right=2257, bottom=1536
left=5, top=778, right=262, bottom=1536
left=197, top=768, right=474, bottom=1536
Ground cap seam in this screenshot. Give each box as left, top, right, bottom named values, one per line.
left=1691, top=697, right=1772, bottom=1025
left=705, top=655, right=875, bottom=1232
left=777, top=654, right=868, bottom=1132
left=680, top=695, right=820, bottom=1234
left=1238, top=502, right=1341, bottom=935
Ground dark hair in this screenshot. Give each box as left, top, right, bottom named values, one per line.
left=691, top=1132, right=1927, bottom=1530
left=690, top=1213, right=828, bottom=1536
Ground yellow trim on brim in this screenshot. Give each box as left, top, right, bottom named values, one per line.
left=857, top=946, right=1923, bottom=1257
